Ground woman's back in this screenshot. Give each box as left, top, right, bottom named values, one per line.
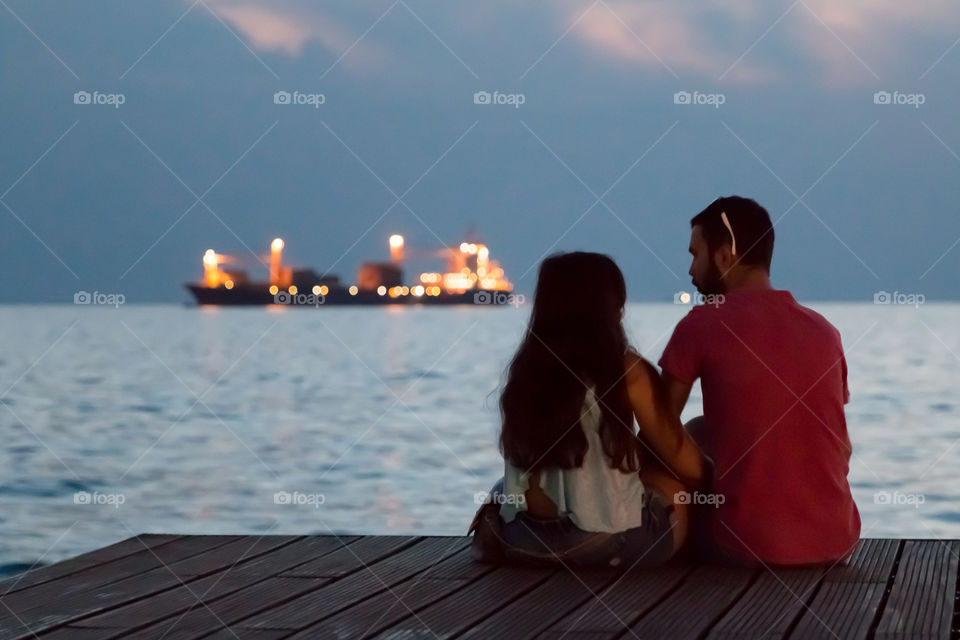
left=500, top=385, right=647, bottom=533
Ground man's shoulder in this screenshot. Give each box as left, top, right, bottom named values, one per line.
left=672, top=298, right=727, bottom=333
left=790, top=300, right=843, bottom=342
left=679, top=299, right=722, bottom=321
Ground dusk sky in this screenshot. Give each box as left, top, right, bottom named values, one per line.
left=1, top=0, right=959, bottom=302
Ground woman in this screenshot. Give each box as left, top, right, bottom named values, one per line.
left=469, top=252, right=707, bottom=568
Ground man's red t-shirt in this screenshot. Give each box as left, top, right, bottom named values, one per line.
left=659, top=289, right=860, bottom=566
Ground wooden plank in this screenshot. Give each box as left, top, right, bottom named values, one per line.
left=0, top=536, right=241, bottom=640
left=7, top=535, right=959, bottom=640
left=277, top=534, right=422, bottom=578
left=823, top=539, right=901, bottom=583
left=20, top=628, right=114, bottom=640
left=125, top=535, right=423, bottom=640
left=536, top=562, right=694, bottom=638
left=0, top=534, right=180, bottom=594
left=707, top=567, right=827, bottom=640
left=627, top=565, right=757, bottom=639
left=368, top=566, right=554, bottom=639
left=138, top=535, right=301, bottom=579
left=203, top=630, right=289, bottom=640
left=457, top=569, right=621, bottom=640
left=66, top=535, right=359, bottom=632
left=789, top=582, right=887, bottom=640
left=5, top=535, right=238, bottom=605
left=874, top=539, right=959, bottom=640
left=790, top=539, right=902, bottom=640
left=239, top=537, right=465, bottom=632
left=0, top=536, right=292, bottom=640
left=285, top=545, right=496, bottom=639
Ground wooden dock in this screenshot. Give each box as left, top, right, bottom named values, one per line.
left=0, top=535, right=956, bottom=639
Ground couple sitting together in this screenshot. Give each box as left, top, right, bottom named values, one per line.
left=469, top=196, right=860, bottom=568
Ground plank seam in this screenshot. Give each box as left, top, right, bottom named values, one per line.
left=781, top=568, right=832, bottom=639
left=605, top=566, right=700, bottom=640
left=0, top=534, right=185, bottom=595
left=696, top=568, right=763, bottom=640
left=865, top=538, right=905, bottom=640
left=162, top=536, right=426, bottom=638
left=20, top=536, right=308, bottom=640
left=348, top=559, right=500, bottom=640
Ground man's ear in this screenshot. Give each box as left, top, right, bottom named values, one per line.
left=713, top=244, right=735, bottom=273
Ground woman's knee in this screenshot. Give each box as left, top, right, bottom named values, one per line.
left=684, top=416, right=706, bottom=446
left=641, top=468, right=690, bottom=549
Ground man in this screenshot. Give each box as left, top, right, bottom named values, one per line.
left=658, top=196, right=860, bottom=566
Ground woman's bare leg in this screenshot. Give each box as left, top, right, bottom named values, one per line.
left=685, top=416, right=708, bottom=456
left=640, top=466, right=690, bottom=552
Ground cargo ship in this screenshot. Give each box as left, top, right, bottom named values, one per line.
left=185, top=234, right=518, bottom=306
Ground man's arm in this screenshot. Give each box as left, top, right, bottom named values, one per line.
left=662, top=371, right=693, bottom=421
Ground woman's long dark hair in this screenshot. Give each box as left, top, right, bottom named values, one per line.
left=499, top=252, right=642, bottom=473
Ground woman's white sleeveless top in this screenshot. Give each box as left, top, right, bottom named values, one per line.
left=499, top=385, right=647, bottom=533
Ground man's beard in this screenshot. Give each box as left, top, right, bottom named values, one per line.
left=694, top=262, right=726, bottom=296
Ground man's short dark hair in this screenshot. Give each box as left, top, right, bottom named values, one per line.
left=690, top=196, right=774, bottom=271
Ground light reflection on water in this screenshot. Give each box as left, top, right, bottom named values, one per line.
left=0, top=302, right=957, bottom=573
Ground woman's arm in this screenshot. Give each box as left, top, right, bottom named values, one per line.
left=623, top=350, right=707, bottom=487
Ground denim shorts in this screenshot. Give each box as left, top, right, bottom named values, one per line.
left=485, top=478, right=677, bottom=569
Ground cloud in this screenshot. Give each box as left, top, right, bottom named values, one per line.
left=202, top=0, right=384, bottom=68
left=571, top=2, right=770, bottom=83
left=196, top=0, right=960, bottom=86
left=791, top=0, right=960, bottom=85
left=561, top=0, right=960, bottom=85
left=205, top=2, right=314, bottom=56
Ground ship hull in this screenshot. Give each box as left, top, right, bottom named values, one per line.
left=185, top=284, right=517, bottom=307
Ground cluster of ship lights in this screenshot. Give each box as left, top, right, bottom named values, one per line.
left=268, top=284, right=331, bottom=296
left=201, top=234, right=511, bottom=297
left=377, top=285, right=443, bottom=298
